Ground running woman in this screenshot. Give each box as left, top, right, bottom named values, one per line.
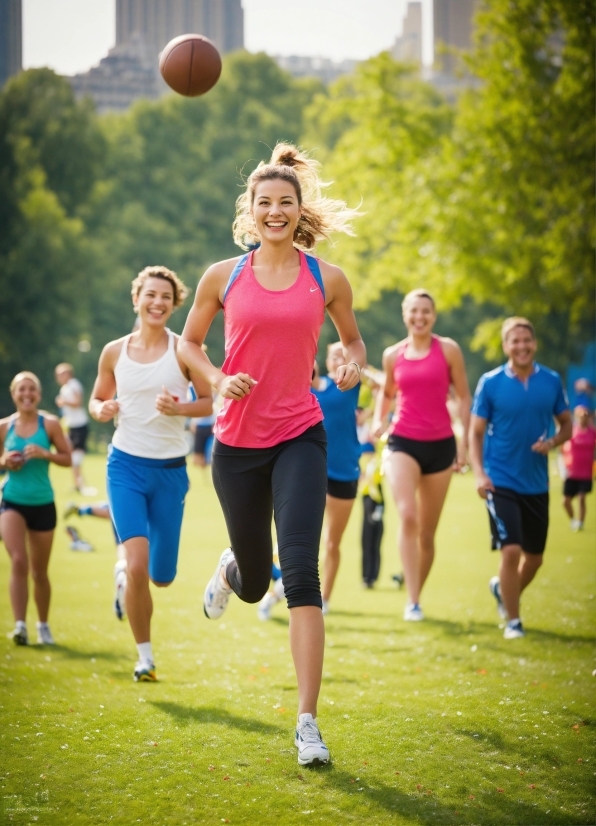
left=469, top=317, right=571, bottom=639
left=55, top=363, right=91, bottom=492
left=562, top=405, right=596, bottom=531
left=178, top=143, right=365, bottom=765
left=372, top=289, right=471, bottom=621
left=89, top=266, right=212, bottom=681
left=0, top=372, right=71, bottom=645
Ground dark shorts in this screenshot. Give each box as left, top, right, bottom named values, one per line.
left=387, top=433, right=456, bottom=475
left=193, top=424, right=214, bottom=455
left=563, top=478, right=592, bottom=498
left=69, top=424, right=88, bottom=451
left=327, top=477, right=358, bottom=500
left=0, top=499, right=57, bottom=531
left=486, top=487, right=549, bottom=556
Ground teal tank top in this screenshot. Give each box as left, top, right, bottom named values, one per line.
left=3, top=415, right=54, bottom=506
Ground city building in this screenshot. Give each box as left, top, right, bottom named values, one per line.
left=391, top=1, right=422, bottom=65
left=0, top=0, right=22, bottom=87
left=433, top=0, right=476, bottom=75
left=274, top=55, right=357, bottom=85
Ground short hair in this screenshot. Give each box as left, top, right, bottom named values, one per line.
left=402, top=289, right=435, bottom=310
left=55, top=363, right=73, bottom=375
left=10, top=371, right=42, bottom=393
left=501, top=317, right=535, bottom=342
left=131, top=266, right=189, bottom=309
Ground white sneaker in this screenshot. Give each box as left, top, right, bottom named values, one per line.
left=403, top=603, right=424, bottom=621
left=204, top=548, right=234, bottom=619
left=114, top=560, right=127, bottom=620
left=489, top=576, right=508, bottom=620
left=36, top=622, right=55, bottom=645
left=570, top=519, right=582, bottom=532
left=322, top=599, right=330, bottom=616
left=257, top=592, right=277, bottom=621
left=11, top=622, right=28, bottom=645
left=295, top=713, right=330, bottom=765
left=504, top=619, right=525, bottom=639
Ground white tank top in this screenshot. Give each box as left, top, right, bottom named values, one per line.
left=112, top=329, right=190, bottom=459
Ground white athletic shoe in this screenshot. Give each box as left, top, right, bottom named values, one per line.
left=257, top=592, right=277, bottom=622
left=570, top=519, right=582, bottom=532
left=503, top=619, right=525, bottom=639
left=322, top=599, right=330, bottom=616
left=36, top=622, right=55, bottom=645
left=203, top=548, right=234, bottom=619
left=295, top=713, right=330, bottom=766
left=114, top=560, right=127, bottom=620
left=11, top=623, right=28, bottom=646
left=63, top=501, right=79, bottom=519
left=403, top=603, right=424, bottom=621
left=489, top=576, right=508, bottom=620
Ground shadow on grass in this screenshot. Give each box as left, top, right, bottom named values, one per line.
left=150, top=701, right=285, bottom=735
left=37, top=644, right=123, bottom=662
left=424, top=617, right=593, bottom=646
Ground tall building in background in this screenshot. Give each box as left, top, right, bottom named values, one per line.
left=116, top=0, right=244, bottom=56
left=0, top=0, right=22, bottom=87
left=433, top=0, right=476, bottom=74
left=391, top=2, right=422, bottom=65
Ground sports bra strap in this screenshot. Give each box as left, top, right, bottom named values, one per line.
left=304, top=253, right=325, bottom=300
left=223, top=254, right=250, bottom=303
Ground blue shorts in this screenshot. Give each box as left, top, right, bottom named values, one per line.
left=106, top=445, right=189, bottom=584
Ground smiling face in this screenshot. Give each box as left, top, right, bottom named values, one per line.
left=502, top=325, right=537, bottom=370
left=325, top=343, right=345, bottom=377
left=11, top=378, right=41, bottom=413
left=402, top=296, right=436, bottom=337
left=134, top=276, right=174, bottom=327
left=251, top=179, right=301, bottom=244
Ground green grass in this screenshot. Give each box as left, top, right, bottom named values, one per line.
left=1, top=455, right=594, bottom=825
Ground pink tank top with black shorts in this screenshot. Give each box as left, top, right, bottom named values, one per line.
left=387, top=335, right=456, bottom=474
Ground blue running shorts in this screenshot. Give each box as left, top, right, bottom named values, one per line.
left=107, top=445, right=189, bottom=584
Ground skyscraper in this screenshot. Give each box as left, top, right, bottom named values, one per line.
left=392, top=2, right=422, bottom=66
left=433, top=0, right=476, bottom=74
left=116, top=0, right=244, bottom=57
left=0, top=0, right=22, bottom=87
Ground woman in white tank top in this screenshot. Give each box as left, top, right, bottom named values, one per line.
left=90, top=266, right=212, bottom=683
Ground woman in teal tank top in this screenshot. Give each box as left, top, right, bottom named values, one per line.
left=0, top=372, right=71, bottom=646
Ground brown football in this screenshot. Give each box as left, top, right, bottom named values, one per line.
left=159, top=34, right=222, bottom=97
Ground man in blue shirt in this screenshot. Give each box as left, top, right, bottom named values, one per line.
left=469, top=317, right=571, bottom=639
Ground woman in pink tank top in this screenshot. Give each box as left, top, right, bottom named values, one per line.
left=179, top=143, right=365, bottom=765
left=372, top=289, right=471, bottom=622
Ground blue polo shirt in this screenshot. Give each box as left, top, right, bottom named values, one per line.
left=312, top=377, right=361, bottom=482
left=472, top=363, right=568, bottom=494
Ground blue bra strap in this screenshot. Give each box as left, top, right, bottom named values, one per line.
left=304, top=253, right=325, bottom=300
left=223, top=253, right=250, bottom=303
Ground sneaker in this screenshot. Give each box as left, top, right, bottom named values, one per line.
left=36, top=622, right=55, bottom=645
left=11, top=623, right=28, bottom=645
left=63, top=501, right=79, bottom=519
left=570, top=519, right=583, bottom=532
left=203, top=548, right=234, bottom=619
left=503, top=619, right=525, bottom=639
left=66, top=526, right=94, bottom=552
left=114, top=560, right=127, bottom=620
left=322, top=599, right=330, bottom=616
left=403, top=603, right=424, bottom=621
left=489, top=575, right=508, bottom=620
left=295, top=713, right=330, bottom=766
left=392, top=573, right=404, bottom=588
left=257, top=591, right=278, bottom=622
left=133, top=660, right=157, bottom=682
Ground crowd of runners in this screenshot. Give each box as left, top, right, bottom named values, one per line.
left=1, top=143, right=594, bottom=767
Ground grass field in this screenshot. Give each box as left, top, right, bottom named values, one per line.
left=1, top=455, right=594, bottom=825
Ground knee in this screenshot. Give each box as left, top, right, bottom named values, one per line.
left=418, top=531, right=435, bottom=553
left=324, top=539, right=340, bottom=559
left=530, top=554, right=543, bottom=571
left=127, top=559, right=149, bottom=584
left=399, top=506, right=418, bottom=534
left=12, top=557, right=29, bottom=578
left=501, top=545, right=522, bottom=566
left=30, top=568, right=49, bottom=584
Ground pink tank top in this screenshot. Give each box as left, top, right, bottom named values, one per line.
left=390, top=335, right=453, bottom=441
left=214, top=250, right=325, bottom=448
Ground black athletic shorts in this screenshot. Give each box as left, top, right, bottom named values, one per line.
left=69, top=424, right=88, bottom=451
left=0, top=499, right=57, bottom=531
left=485, top=487, right=549, bottom=556
left=387, top=433, right=456, bottom=475
left=563, top=478, right=593, bottom=498
left=193, top=424, right=214, bottom=455
left=327, top=477, right=359, bottom=500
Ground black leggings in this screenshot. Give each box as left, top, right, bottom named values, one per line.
left=211, top=423, right=327, bottom=609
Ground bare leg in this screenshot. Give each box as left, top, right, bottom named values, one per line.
left=321, top=494, right=355, bottom=603
left=386, top=452, right=421, bottom=604
left=1, top=510, right=29, bottom=622
left=578, top=494, right=587, bottom=524
left=72, top=450, right=85, bottom=490
left=499, top=544, right=523, bottom=620
left=417, top=467, right=453, bottom=594
left=519, top=552, right=543, bottom=594
left=562, top=496, right=574, bottom=520
left=289, top=606, right=324, bottom=717
left=28, top=529, right=54, bottom=623
left=124, top=537, right=153, bottom=644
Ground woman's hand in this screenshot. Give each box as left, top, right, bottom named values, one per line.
left=371, top=419, right=386, bottom=439
left=3, top=450, right=24, bottom=470
left=217, top=373, right=257, bottom=401
left=22, top=443, right=49, bottom=461
left=155, top=387, right=181, bottom=416
left=95, top=400, right=120, bottom=423
left=453, top=442, right=468, bottom=473
left=335, top=362, right=361, bottom=391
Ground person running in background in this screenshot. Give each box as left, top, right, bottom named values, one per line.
left=0, top=372, right=71, bottom=645
left=573, top=378, right=594, bottom=413
left=179, top=143, right=365, bottom=766
left=562, top=405, right=596, bottom=532
left=89, top=266, right=212, bottom=682
left=55, top=363, right=92, bottom=493
left=469, top=317, right=571, bottom=639
left=373, top=289, right=471, bottom=622
left=360, top=433, right=386, bottom=589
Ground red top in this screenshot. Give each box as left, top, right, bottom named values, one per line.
left=214, top=251, right=325, bottom=448
left=390, top=335, right=453, bottom=441
left=563, top=424, right=596, bottom=480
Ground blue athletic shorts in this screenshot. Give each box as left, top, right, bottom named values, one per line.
left=106, top=445, right=189, bottom=584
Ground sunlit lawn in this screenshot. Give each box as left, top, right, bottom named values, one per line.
left=1, top=455, right=594, bottom=825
